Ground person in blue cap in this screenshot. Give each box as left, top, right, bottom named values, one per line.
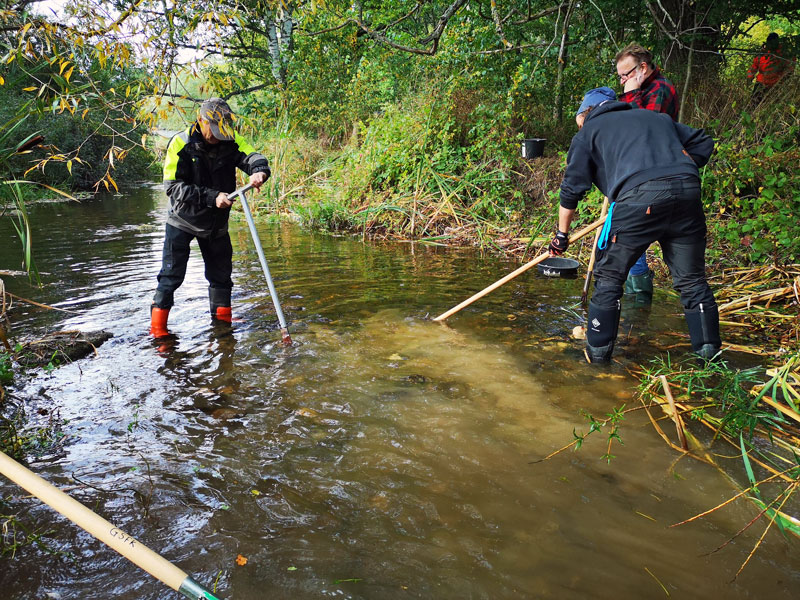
left=548, top=87, right=721, bottom=363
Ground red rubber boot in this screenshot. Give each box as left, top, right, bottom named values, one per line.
left=150, top=306, right=170, bottom=337
left=214, top=306, right=233, bottom=323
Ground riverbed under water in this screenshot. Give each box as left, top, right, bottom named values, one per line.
left=1, top=187, right=797, bottom=598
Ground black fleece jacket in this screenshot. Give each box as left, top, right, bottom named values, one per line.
left=559, top=101, right=715, bottom=209
left=163, top=124, right=270, bottom=238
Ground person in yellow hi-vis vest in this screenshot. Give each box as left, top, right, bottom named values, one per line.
left=150, top=98, right=270, bottom=337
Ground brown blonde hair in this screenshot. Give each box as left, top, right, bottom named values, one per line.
left=615, top=43, right=653, bottom=66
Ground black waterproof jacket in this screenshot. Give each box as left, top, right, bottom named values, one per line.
left=559, top=101, right=715, bottom=209
left=163, top=124, right=270, bottom=238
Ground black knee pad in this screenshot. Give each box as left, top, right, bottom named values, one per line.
left=590, top=275, right=626, bottom=310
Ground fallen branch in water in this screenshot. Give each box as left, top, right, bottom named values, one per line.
left=15, top=330, right=112, bottom=367
left=5, top=292, right=78, bottom=314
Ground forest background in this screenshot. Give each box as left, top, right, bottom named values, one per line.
left=2, top=0, right=798, bottom=269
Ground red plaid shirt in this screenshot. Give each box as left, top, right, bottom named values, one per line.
left=618, top=67, right=679, bottom=121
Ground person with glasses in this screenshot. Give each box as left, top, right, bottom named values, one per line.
left=614, top=43, right=680, bottom=304
left=550, top=87, right=720, bottom=364
left=615, top=43, right=679, bottom=119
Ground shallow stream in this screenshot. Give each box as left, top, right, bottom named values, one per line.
left=1, top=187, right=797, bottom=598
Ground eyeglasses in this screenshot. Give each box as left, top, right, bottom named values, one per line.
left=618, top=63, right=640, bottom=80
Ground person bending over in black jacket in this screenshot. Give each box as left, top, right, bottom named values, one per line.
left=150, top=98, right=270, bottom=337
left=548, top=87, right=721, bottom=363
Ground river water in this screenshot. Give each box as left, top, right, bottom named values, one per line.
left=1, top=187, right=797, bottom=598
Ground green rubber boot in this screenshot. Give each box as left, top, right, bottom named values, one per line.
left=624, top=270, right=654, bottom=304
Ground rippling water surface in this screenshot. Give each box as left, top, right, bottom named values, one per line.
left=1, top=187, right=797, bottom=599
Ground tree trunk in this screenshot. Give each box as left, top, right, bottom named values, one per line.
left=553, top=0, right=576, bottom=123
left=266, top=4, right=296, bottom=88
left=678, top=13, right=697, bottom=123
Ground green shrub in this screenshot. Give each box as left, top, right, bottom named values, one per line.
left=703, top=119, right=800, bottom=264
left=0, top=351, right=13, bottom=385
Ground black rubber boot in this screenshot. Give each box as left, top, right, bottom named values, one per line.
left=624, top=270, right=654, bottom=305
left=684, top=303, right=722, bottom=361
left=209, top=287, right=232, bottom=319
left=585, top=301, right=621, bottom=364
left=586, top=342, right=615, bottom=363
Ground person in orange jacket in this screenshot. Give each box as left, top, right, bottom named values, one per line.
left=748, top=33, right=793, bottom=104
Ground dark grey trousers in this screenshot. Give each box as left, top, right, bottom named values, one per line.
left=591, top=177, right=716, bottom=312
left=153, top=224, right=233, bottom=309
left=587, top=177, right=718, bottom=351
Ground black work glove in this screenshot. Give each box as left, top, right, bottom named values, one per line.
left=548, top=230, right=569, bottom=255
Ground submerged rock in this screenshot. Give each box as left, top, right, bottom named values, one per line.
left=16, top=330, right=113, bottom=367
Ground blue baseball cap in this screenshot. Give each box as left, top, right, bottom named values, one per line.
left=576, top=87, right=616, bottom=116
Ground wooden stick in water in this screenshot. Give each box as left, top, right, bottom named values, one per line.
left=433, top=215, right=607, bottom=322
left=581, top=197, right=609, bottom=305
left=0, top=450, right=219, bottom=599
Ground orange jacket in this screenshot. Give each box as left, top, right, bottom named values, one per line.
left=747, top=47, right=792, bottom=87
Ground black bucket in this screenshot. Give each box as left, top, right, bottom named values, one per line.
left=521, top=138, right=546, bottom=159
left=537, top=257, right=580, bottom=278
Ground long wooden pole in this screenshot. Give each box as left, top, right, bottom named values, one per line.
left=0, top=451, right=220, bottom=600
left=433, top=215, right=607, bottom=322
left=580, top=197, right=610, bottom=304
